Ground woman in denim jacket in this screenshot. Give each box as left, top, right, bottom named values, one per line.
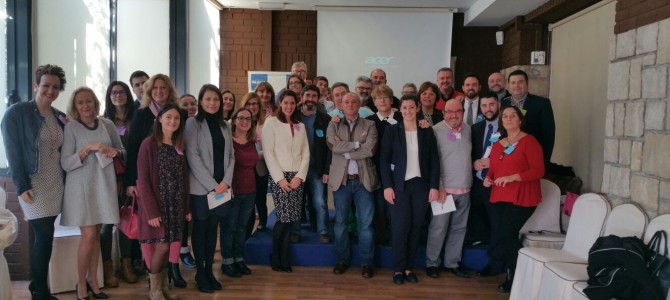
left=1, top=64, right=67, bottom=300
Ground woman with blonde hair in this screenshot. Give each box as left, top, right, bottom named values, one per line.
left=61, top=87, right=124, bottom=299
left=240, top=92, right=270, bottom=233
left=254, top=81, right=276, bottom=118
left=126, top=74, right=188, bottom=290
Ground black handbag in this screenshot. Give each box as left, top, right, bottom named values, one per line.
left=648, top=230, right=670, bottom=298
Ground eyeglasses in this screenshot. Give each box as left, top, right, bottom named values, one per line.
left=235, top=116, right=253, bottom=122
left=444, top=110, right=464, bottom=115
left=111, top=91, right=126, bottom=96
left=245, top=102, right=259, bottom=107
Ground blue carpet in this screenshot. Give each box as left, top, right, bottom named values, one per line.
left=244, top=209, right=489, bottom=270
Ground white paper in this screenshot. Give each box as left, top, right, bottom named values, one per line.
left=95, top=152, right=113, bottom=168
left=207, top=189, right=233, bottom=210
left=431, top=194, right=457, bottom=216
left=483, top=146, right=492, bottom=159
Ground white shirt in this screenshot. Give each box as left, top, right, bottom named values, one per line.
left=404, top=130, right=421, bottom=180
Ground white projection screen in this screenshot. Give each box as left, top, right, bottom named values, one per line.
left=317, top=10, right=453, bottom=93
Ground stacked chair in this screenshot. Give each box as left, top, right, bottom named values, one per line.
left=569, top=214, right=670, bottom=299
left=510, top=193, right=611, bottom=300
left=520, top=179, right=564, bottom=249
left=538, top=203, right=648, bottom=299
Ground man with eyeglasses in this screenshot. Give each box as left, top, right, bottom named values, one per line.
left=291, top=84, right=333, bottom=244
left=426, top=98, right=473, bottom=279
left=355, top=76, right=374, bottom=109
left=329, top=82, right=374, bottom=120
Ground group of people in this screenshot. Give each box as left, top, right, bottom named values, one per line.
left=2, top=61, right=554, bottom=300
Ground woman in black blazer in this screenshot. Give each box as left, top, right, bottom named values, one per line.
left=379, top=94, right=440, bottom=285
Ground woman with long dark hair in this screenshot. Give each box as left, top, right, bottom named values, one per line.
left=136, top=103, right=191, bottom=300
left=262, top=90, right=309, bottom=272
left=184, top=84, right=234, bottom=292
left=101, top=81, right=138, bottom=286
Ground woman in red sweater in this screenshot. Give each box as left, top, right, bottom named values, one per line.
left=483, top=105, right=544, bottom=293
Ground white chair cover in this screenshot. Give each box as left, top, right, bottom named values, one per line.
left=569, top=281, right=589, bottom=300
left=0, top=206, right=18, bottom=300
left=510, top=193, right=610, bottom=300
left=537, top=203, right=647, bottom=300
left=521, top=179, right=564, bottom=248
left=48, top=214, right=104, bottom=293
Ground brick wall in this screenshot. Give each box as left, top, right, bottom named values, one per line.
left=451, top=13, right=502, bottom=89
left=218, top=9, right=317, bottom=98
left=219, top=9, right=273, bottom=99
left=615, top=0, right=670, bottom=33
left=1, top=176, right=30, bottom=280
left=271, top=11, right=317, bottom=80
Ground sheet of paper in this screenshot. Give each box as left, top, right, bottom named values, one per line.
left=207, top=189, right=233, bottom=210
left=95, top=152, right=113, bottom=168
left=431, top=194, right=456, bottom=216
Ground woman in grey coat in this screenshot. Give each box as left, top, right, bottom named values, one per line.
left=61, top=87, right=124, bottom=299
left=184, top=84, right=235, bottom=293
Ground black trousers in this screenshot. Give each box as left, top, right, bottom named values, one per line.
left=487, top=202, right=535, bottom=270
left=466, top=177, right=492, bottom=243
left=28, top=215, right=57, bottom=297
left=389, top=177, right=429, bottom=272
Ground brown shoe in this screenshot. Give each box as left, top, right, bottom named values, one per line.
left=103, top=260, right=119, bottom=288
left=333, top=262, right=348, bottom=275
left=319, top=234, right=331, bottom=244
left=361, top=265, right=374, bottom=278
left=122, top=258, right=138, bottom=283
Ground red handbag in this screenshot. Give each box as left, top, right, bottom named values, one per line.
left=118, top=196, right=138, bottom=239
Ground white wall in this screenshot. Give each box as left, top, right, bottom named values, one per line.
left=549, top=1, right=616, bottom=191
left=187, top=0, right=220, bottom=95
left=117, top=0, right=169, bottom=85
left=34, top=0, right=110, bottom=112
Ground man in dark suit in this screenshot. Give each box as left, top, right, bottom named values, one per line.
left=468, top=92, right=501, bottom=274
left=462, top=72, right=484, bottom=126
left=487, top=72, right=510, bottom=100
left=501, top=69, right=555, bottom=165
left=294, top=84, right=333, bottom=244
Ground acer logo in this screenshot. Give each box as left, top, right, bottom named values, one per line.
left=365, top=56, right=394, bottom=65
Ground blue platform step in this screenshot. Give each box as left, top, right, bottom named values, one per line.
left=244, top=209, right=489, bottom=270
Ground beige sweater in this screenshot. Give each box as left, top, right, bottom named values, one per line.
left=261, top=116, right=310, bottom=182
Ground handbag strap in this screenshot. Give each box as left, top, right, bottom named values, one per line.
left=649, top=230, right=669, bottom=256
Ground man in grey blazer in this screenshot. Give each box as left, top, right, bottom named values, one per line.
left=326, top=92, right=379, bottom=279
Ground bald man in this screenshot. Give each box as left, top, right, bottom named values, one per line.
left=425, top=98, right=472, bottom=279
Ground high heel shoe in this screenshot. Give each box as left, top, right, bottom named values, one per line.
left=86, top=282, right=109, bottom=299
left=75, top=284, right=90, bottom=300
left=167, top=263, right=187, bottom=288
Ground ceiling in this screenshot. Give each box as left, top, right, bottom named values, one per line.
left=214, top=0, right=550, bottom=26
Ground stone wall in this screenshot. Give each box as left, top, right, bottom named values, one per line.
left=603, top=18, right=670, bottom=217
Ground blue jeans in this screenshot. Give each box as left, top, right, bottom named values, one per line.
left=333, top=178, right=375, bottom=266
left=305, top=167, right=329, bottom=234
left=220, top=193, right=256, bottom=264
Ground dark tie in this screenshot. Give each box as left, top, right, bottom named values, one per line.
left=467, top=101, right=474, bottom=125
left=481, top=124, right=493, bottom=178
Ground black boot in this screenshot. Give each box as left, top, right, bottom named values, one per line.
left=167, top=263, right=187, bottom=288
left=195, top=260, right=213, bottom=293
left=180, top=252, right=196, bottom=268
left=205, top=260, right=222, bottom=290
left=497, top=267, right=514, bottom=293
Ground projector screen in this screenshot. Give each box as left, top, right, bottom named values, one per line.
left=317, top=10, right=453, bottom=94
